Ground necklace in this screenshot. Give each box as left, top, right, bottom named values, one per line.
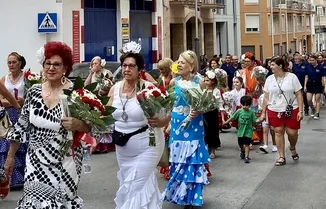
left=45, top=84, right=63, bottom=97
left=120, top=82, right=136, bottom=122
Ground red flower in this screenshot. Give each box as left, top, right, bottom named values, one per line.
left=24, top=71, right=31, bottom=79
left=157, top=86, right=166, bottom=95
left=148, top=86, right=154, bottom=90
left=152, top=90, right=161, bottom=97
left=76, top=89, right=85, bottom=96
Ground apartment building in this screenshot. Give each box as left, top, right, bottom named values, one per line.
left=315, top=0, right=326, bottom=51
left=240, top=0, right=315, bottom=60
left=214, top=0, right=241, bottom=57
left=163, top=0, right=225, bottom=60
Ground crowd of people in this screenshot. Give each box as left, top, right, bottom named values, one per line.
left=0, top=40, right=325, bottom=209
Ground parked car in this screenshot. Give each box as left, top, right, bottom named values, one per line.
left=68, top=62, right=122, bottom=83
left=69, top=62, right=160, bottom=83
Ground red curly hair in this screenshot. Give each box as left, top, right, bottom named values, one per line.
left=43, top=42, right=73, bottom=76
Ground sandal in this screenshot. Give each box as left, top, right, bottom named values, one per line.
left=275, top=157, right=286, bottom=166
left=290, top=148, right=299, bottom=162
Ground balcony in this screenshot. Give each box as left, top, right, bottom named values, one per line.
left=169, top=0, right=225, bottom=8
left=271, top=0, right=314, bottom=12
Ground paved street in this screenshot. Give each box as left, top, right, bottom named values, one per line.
left=1, top=108, right=326, bottom=209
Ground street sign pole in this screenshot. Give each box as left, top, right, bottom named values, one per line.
left=195, top=0, right=200, bottom=71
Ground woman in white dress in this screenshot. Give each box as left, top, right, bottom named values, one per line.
left=107, top=44, right=167, bottom=209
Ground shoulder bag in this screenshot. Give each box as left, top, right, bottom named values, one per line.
left=275, top=76, right=295, bottom=118
left=0, top=103, right=12, bottom=139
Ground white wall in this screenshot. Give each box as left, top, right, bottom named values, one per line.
left=214, top=0, right=241, bottom=57
left=0, top=0, right=82, bottom=76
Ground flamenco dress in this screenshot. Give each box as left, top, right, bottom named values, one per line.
left=162, top=76, right=210, bottom=206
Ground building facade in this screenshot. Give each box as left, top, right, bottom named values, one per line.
left=0, top=0, right=163, bottom=75
left=163, top=0, right=226, bottom=61
left=214, top=0, right=241, bottom=57
left=314, top=0, right=326, bottom=51
left=240, top=0, right=315, bottom=60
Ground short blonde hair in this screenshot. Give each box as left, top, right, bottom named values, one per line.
left=157, top=58, right=173, bottom=70
left=179, top=50, right=198, bottom=73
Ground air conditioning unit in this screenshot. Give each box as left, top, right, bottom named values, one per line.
left=279, top=4, right=287, bottom=9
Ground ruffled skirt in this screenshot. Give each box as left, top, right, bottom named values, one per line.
left=115, top=128, right=164, bottom=209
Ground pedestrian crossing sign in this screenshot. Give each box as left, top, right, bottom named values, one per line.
left=38, top=13, right=57, bottom=33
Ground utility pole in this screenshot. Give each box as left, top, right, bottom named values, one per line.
left=195, top=0, right=200, bottom=70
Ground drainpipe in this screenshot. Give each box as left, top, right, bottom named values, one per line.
left=195, top=0, right=200, bottom=70
left=271, top=0, right=274, bottom=55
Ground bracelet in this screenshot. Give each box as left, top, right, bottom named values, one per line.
left=298, top=111, right=303, bottom=113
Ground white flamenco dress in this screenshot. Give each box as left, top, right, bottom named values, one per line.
left=112, top=81, right=164, bottom=209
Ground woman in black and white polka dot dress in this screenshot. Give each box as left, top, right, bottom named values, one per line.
left=4, top=42, right=91, bottom=208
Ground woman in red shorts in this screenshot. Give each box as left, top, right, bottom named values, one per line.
left=260, top=57, right=303, bottom=166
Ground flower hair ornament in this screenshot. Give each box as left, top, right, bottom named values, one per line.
left=205, top=70, right=216, bottom=79
left=100, top=59, right=106, bottom=67
left=120, top=41, right=142, bottom=54
left=36, top=46, right=45, bottom=65
left=245, top=51, right=254, bottom=59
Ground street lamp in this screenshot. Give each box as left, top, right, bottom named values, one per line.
left=195, top=0, right=200, bottom=69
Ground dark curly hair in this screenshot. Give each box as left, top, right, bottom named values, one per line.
left=120, top=53, right=145, bottom=71
left=43, top=42, right=73, bottom=76
left=8, top=52, right=26, bottom=69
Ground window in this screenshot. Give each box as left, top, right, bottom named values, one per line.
left=282, top=14, right=285, bottom=33
left=244, top=0, right=259, bottom=3
left=268, top=15, right=271, bottom=33
left=245, top=14, right=260, bottom=32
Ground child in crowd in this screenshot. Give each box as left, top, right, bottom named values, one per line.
left=230, top=76, right=246, bottom=128
left=223, top=96, right=257, bottom=163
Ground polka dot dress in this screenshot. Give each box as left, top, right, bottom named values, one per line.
left=162, top=76, right=211, bottom=207
left=0, top=107, right=27, bottom=187
left=8, top=85, right=83, bottom=208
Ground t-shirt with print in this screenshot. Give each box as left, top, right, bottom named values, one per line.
left=230, top=109, right=257, bottom=138
left=263, top=73, right=302, bottom=112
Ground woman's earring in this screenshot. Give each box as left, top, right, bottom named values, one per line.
left=42, top=72, right=47, bottom=82
left=61, top=73, right=66, bottom=85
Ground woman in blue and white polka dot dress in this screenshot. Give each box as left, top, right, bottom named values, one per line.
left=162, top=50, right=210, bottom=209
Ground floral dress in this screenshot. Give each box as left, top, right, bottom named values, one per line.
left=162, top=76, right=210, bottom=206
left=8, top=85, right=83, bottom=208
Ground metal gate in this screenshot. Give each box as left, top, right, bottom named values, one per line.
left=130, top=11, right=152, bottom=70
left=84, top=8, right=117, bottom=62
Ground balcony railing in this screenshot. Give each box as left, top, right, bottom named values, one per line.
left=169, top=0, right=225, bottom=8
left=271, top=0, right=314, bottom=12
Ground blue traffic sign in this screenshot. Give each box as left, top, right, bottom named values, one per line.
left=38, top=13, right=57, bottom=33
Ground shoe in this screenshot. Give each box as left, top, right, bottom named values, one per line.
left=311, top=109, right=315, bottom=117
left=272, top=145, right=278, bottom=152
left=240, top=152, right=245, bottom=159
left=259, top=145, right=268, bottom=154
left=314, top=113, right=320, bottom=120
left=275, top=157, right=286, bottom=166
left=244, top=157, right=251, bottom=163
left=304, top=110, right=309, bottom=116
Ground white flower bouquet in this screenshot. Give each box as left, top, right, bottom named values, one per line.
left=177, top=80, right=220, bottom=131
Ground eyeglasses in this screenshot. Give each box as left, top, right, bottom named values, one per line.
left=43, top=62, right=63, bottom=70
left=122, top=63, right=137, bottom=69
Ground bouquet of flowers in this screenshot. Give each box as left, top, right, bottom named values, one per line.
left=253, top=66, right=268, bottom=99
left=96, top=73, right=114, bottom=95
left=136, top=85, right=175, bottom=146
left=24, top=69, right=42, bottom=90
left=177, top=80, right=220, bottom=131
left=214, top=68, right=227, bottom=79
left=254, top=66, right=268, bottom=83
left=214, top=68, right=228, bottom=90
left=221, top=91, right=234, bottom=116
left=60, top=77, right=116, bottom=155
